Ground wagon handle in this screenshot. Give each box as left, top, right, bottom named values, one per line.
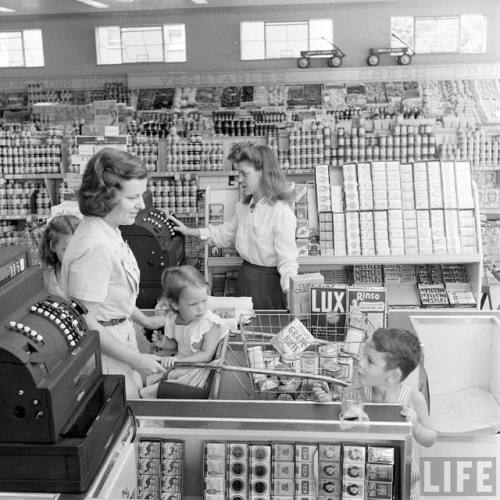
left=391, top=33, right=415, bottom=55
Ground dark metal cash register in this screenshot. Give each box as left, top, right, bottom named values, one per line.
left=0, top=246, right=128, bottom=493
left=121, top=197, right=185, bottom=308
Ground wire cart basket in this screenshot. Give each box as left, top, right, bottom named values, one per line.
left=239, top=311, right=372, bottom=401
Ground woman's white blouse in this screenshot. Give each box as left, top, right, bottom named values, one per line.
left=199, top=198, right=298, bottom=292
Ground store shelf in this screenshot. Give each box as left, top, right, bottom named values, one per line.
left=2, top=174, right=63, bottom=180
left=150, top=170, right=237, bottom=178
left=208, top=254, right=482, bottom=268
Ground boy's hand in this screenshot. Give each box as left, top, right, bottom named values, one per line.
left=162, top=355, right=178, bottom=368
left=312, top=382, right=333, bottom=403
left=401, top=403, right=418, bottom=426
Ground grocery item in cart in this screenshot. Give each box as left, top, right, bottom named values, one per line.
left=270, top=318, right=315, bottom=355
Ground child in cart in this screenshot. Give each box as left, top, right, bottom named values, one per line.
left=314, top=327, right=436, bottom=500
left=140, top=265, right=228, bottom=398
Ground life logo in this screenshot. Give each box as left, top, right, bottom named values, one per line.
left=421, top=457, right=496, bottom=496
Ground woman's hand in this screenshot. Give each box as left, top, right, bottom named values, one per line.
left=133, top=353, right=166, bottom=377
left=167, top=215, right=197, bottom=238
left=162, top=355, right=178, bottom=368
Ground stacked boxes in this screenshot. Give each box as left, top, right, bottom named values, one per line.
left=356, top=163, right=373, bottom=211
left=385, top=162, right=402, bottom=209
left=272, top=443, right=295, bottom=499
left=229, top=443, right=249, bottom=499
left=413, top=162, right=429, bottom=209
left=295, top=443, right=318, bottom=498
left=318, top=444, right=341, bottom=499
left=459, top=210, right=478, bottom=253
left=203, top=441, right=398, bottom=500
left=441, top=161, right=458, bottom=208
left=430, top=210, right=447, bottom=254
left=249, top=444, right=272, bottom=499
left=204, top=442, right=227, bottom=499
left=400, top=163, right=415, bottom=209
left=374, top=212, right=390, bottom=256
left=341, top=445, right=366, bottom=499
left=345, top=212, right=361, bottom=256
left=454, top=161, right=474, bottom=209
left=388, top=210, right=404, bottom=255
left=444, top=210, right=461, bottom=254
left=138, top=439, right=184, bottom=500
left=366, top=446, right=395, bottom=500
left=319, top=212, right=334, bottom=256
left=402, top=210, right=418, bottom=255
left=316, top=165, right=332, bottom=213
left=314, top=160, right=478, bottom=258
left=161, top=441, right=184, bottom=500
left=427, top=161, right=443, bottom=208
left=359, top=211, right=375, bottom=256
left=295, top=183, right=309, bottom=256
left=371, top=162, right=388, bottom=210
left=343, top=164, right=359, bottom=212
left=333, top=213, right=347, bottom=256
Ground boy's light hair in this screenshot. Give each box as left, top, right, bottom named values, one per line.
left=161, top=265, right=208, bottom=303
left=371, top=327, right=422, bottom=380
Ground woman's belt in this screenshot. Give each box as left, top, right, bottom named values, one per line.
left=98, top=316, right=128, bottom=326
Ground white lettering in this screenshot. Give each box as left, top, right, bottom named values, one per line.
left=423, top=460, right=440, bottom=493
left=456, top=461, right=473, bottom=493
left=443, top=460, right=451, bottom=493
left=476, top=461, right=493, bottom=493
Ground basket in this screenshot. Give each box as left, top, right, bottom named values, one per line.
left=239, top=312, right=372, bottom=401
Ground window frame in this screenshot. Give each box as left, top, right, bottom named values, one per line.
left=391, top=14, right=487, bottom=55
left=240, top=18, right=333, bottom=61
left=95, top=24, right=186, bottom=65
left=0, top=29, right=45, bottom=68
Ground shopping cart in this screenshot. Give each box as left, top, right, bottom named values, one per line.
left=153, top=311, right=368, bottom=401
left=238, top=311, right=372, bottom=401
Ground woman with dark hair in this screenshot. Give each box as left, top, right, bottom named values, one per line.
left=61, top=147, right=165, bottom=398
left=169, top=142, right=298, bottom=310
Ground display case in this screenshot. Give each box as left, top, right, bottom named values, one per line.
left=83, top=400, right=413, bottom=500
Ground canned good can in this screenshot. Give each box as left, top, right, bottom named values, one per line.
left=320, top=354, right=340, bottom=377
left=263, top=351, right=280, bottom=371
left=282, top=352, right=301, bottom=372
left=300, top=351, right=319, bottom=375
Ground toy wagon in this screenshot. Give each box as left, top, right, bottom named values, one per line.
left=298, top=44, right=346, bottom=69
left=367, top=34, right=415, bottom=66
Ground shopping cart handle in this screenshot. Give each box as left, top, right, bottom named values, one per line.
left=174, top=362, right=349, bottom=387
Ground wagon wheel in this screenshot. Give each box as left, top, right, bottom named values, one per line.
left=397, top=54, right=412, bottom=65
left=328, top=56, right=343, bottom=68
left=298, top=56, right=310, bottom=68
left=367, top=54, right=380, bottom=66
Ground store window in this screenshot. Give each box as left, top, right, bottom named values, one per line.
left=95, top=24, right=186, bottom=64
left=391, top=15, right=487, bottom=54
left=240, top=19, right=333, bottom=60
left=0, top=29, right=44, bottom=67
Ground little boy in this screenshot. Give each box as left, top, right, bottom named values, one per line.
left=314, top=327, right=436, bottom=500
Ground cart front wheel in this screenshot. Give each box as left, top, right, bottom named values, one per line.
left=328, top=56, right=343, bottom=68
left=298, top=56, right=310, bottom=68
left=397, top=54, right=412, bottom=65
left=367, top=54, right=380, bottom=66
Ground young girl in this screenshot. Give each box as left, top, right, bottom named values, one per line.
left=168, top=142, right=298, bottom=310
left=38, top=214, right=80, bottom=296
left=314, top=328, right=436, bottom=500
left=141, top=265, right=228, bottom=398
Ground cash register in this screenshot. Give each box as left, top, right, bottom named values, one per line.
left=121, top=199, right=185, bottom=308
left=0, top=246, right=128, bottom=493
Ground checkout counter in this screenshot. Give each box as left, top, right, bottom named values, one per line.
left=1, top=243, right=499, bottom=499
